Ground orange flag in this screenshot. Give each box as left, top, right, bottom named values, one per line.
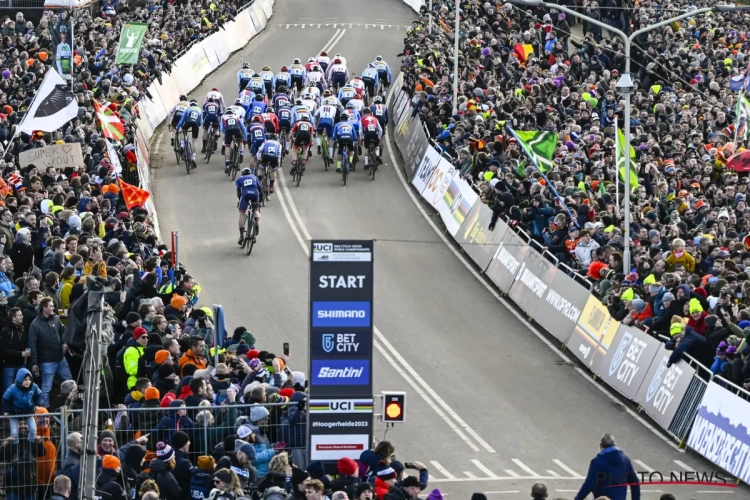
left=118, top=178, right=150, bottom=210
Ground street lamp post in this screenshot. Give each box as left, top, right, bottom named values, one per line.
left=428, top=0, right=433, bottom=33
left=452, top=0, right=460, bottom=115
left=507, top=0, right=748, bottom=273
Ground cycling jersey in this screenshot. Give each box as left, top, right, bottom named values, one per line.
left=274, top=71, right=292, bottom=89
left=289, top=64, right=306, bottom=78
left=306, top=71, right=326, bottom=89
left=249, top=100, right=267, bottom=118
left=261, top=112, right=279, bottom=134
left=348, top=99, right=365, bottom=113
left=292, top=121, right=314, bottom=146
left=204, top=91, right=225, bottom=112
left=301, top=99, right=317, bottom=115
left=291, top=105, right=311, bottom=124
left=322, top=96, right=342, bottom=110
left=273, top=93, right=291, bottom=109
left=346, top=109, right=362, bottom=134
left=315, top=104, right=337, bottom=136
left=333, top=121, right=357, bottom=142
left=372, top=60, right=392, bottom=84
left=316, top=55, right=331, bottom=71
left=238, top=89, right=255, bottom=111
left=169, top=102, right=189, bottom=125
left=221, top=113, right=248, bottom=146
left=327, top=63, right=348, bottom=88
left=229, top=105, right=247, bottom=122
left=177, top=106, right=203, bottom=129
left=277, top=107, right=293, bottom=131
left=237, top=68, right=254, bottom=85
left=259, top=70, right=274, bottom=83
left=371, top=104, right=388, bottom=126
left=203, top=102, right=221, bottom=129
left=349, top=79, right=366, bottom=97
left=361, top=115, right=383, bottom=139
left=338, top=86, right=357, bottom=102
left=257, top=139, right=282, bottom=168
left=247, top=77, right=265, bottom=94
left=361, top=67, right=379, bottom=83
left=248, top=124, right=267, bottom=154
left=236, top=174, right=260, bottom=211
left=303, top=86, right=321, bottom=101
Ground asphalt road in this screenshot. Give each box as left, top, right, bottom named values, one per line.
left=152, top=1, right=736, bottom=498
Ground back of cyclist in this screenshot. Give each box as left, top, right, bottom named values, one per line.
left=371, top=96, right=388, bottom=129
left=176, top=100, right=203, bottom=165
left=230, top=98, right=247, bottom=122
left=168, top=95, right=189, bottom=146
left=291, top=115, right=314, bottom=167
left=289, top=59, right=306, bottom=94
left=259, top=66, right=275, bottom=98
left=204, top=88, right=225, bottom=111
left=277, top=103, right=294, bottom=153
left=327, top=58, right=348, bottom=91
left=338, top=84, right=357, bottom=107
left=306, top=65, right=327, bottom=92
left=247, top=74, right=266, bottom=98
left=273, top=86, right=292, bottom=110
left=315, top=98, right=337, bottom=155
left=238, top=63, right=254, bottom=92
left=247, top=116, right=267, bottom=169
left=202, top=97, right=222, bottom=154
left=250, top=94, right=267, bottom=119
left=220, top=108, right=247, bottom=173
left=361, top=108, right=383, bottom=168
left=361, top=64, right=380, bottom=98
left=235, top=167, right=261, bottom=245
left=372, top=56, right=392, bottom=92
left=274, top=67, right=292, bottom=93
left=261, top=108, right=280, bottom=135
left=256, top=135, right=282, bottom=194
left=349, top=75, right=366, bottom=99
left=316, top=51, right=331, bottom=72
left=332, top=113, right=357, bottom=173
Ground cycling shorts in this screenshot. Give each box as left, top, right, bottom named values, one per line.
left=279, top=119, right=292, bottom=132
left=290, top=75, right=304, bottom=90
left=239, top=78, right=251, bottom=89
left=203, top=116, right=220, bottom=129
left=376, top=116, right=387, bottom=130
left=362, top=78, right=376, bottom=95
left=377, top=70, right=389, bottom=84
left=337, top=137, right=354, bottom=154
left=224, top=128, right=243, bottom=146
left=363, top=131, right=380, bottom=148
left=260, top=154, right=280, bottom=170
left=264, top=81, right=273, bottom=92
left=340, top=97, right=352, bottom=108
left=171, top=113, right=184, bottom=128
left=264, top=121, right=277, bottom=134
left=316, top=119, right=334, bottom=137
left=250, top=140, right=265, bottom=155
left=182, top=122, right=200, bottom=139
left=331, top=73, right=347, bottom=89
left=239, top=192, right=259, bottom=211
left=294, top=130, right=312, bottom=147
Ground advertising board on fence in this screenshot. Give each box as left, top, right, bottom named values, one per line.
left=19, top=143, right=84, bottom=169
left=485, top=226, right=529, bottom=293
left=687, top=381, right=750, bottom=483
left=634, top=347, right=696, bottom=429
left=397, top=114, right=431, bottom=179
left=530, top=262, right=587, bottom=343
left=455, top=203, right=506, bottom=271
left=567, top=296, right=619, bottom=367
left=418, top=157, right=478, bottom=237
left=592, top=325, right=662, bottom=400
left=507, top=247, right=558, bottom=318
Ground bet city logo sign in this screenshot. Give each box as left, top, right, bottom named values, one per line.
left=322, top=333, right=362, bottom=354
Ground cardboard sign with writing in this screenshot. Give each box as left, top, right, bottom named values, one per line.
left=19, top=143, right=85, bottom=170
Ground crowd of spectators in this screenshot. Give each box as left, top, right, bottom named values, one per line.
left=399, top=0, right=750, bottom=383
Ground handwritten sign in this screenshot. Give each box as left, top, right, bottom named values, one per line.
left=19, top=143, right=85, bottom=170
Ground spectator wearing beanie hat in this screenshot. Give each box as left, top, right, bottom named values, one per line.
left=154, top=364, right=178, bottom=403
left=384, top=475, right=421, bottom=500
left=375, top=462, right=398, bottom=500
left=97, top=430, right=117, bottom=457
left=171, top=431, right=193, bottom=494
left=95, top=455, right=128, bottom=500
left=331, top=457, right=359, bottom=495
left=123, top=326, right=149, bottom=390
left=165, top=295, right=188, bottom=323
left=188, top=456, right=215, bottom=500
left=155, top=349, right=172, bottom=366
left=152, top=442, right=183, bottom=500
left=216, top=439, right=258, bottom=492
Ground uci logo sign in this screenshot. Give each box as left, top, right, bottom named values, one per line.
left=314, top=243, right=333, bottom=252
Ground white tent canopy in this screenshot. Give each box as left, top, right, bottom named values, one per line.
left=43, top=0, right=94, bottom=9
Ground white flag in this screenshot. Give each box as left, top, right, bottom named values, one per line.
left=18, top=67, right=78, bottom=134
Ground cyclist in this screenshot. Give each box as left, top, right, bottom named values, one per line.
left=348, top=75, right=366, bottom=99
left=220, top=108, right=247, bottom=173
left=289, top=59, right=306, bottom=94
left=361, top=63, right=379, bottom=99
left=291, top=115, right=314, bottom=167
left=238, top=87, right=255, bottom=117
left=261, top=107, right=280, bottom=135
left=247, top=116, right=267, bottom=168
left=338, top=82, right=357, bottom=107
left=304, top=57, right=317, bottom=72
left=274, top=67, right=292, bottom=93
left=291, top=99, right=312, bottom=125
left=302, top=85, right=321, bottom=105
left=250, top=94, right=267, bottom=119
left=371, top=95, right=388, bottom=130
left=202, top=97, right=221, bottom=154
left=238, top=63, right=254, bottom=92
left=316, top=51, right=331, bottom=72
left=256, top=134, right=282, bottom=194
left=372, top=56, right=392, bottom=93
left=346, top=101, right=363, bottom=164
left=327, top=58, right=348, bottom=91
left=235, top=166, right=261, bottom=245
left=315, top=98, right=337, bottom=155
left=259, top=65, right=275, bottom=99
left=306, top=64, right=327, bottom=92
left=333, top=53, right=347, bottom=67
left=230, top=98, right=247, bottom=122
left=273, top=85, right=292, bottom=110
left=300, top=91, right=318, bottom=115
left=332, top=112, right=357, bottom=173
left=360, top=108, right=383, bottom=168
left=168, top=95, right=189, bottom=148
left=348, top=94, right=365, bottom=115
left=175, top=99, right=202, bottom=165
left=277, top=102, right=294, bottom=153
left=247, top=74, right=266, bottom=99
left=321, top=89, right=342, bottom=114
left=204, top=87, right=225, bottom=110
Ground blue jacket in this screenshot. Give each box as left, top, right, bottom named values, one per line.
left=252, top=441, right=277, bottom=480
left=2, top=368, right=41, bottom=414
left=188, top=467, right=212, bottom=500
left=575, top=446, right=640, bottom=500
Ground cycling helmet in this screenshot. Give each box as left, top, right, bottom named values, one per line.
left=312, top=65, right=320, bottom=72
left=362, top=108, right=372, bottom=115
left=225, top=107, right=235, bottom=114
left=302, top=93, right=312, bottom=100
left=333, top=58, right=342, bottom=64
left=242, top=167, right=251, bottom=175
left=268, top=133, right=277, bottom=140
left=179, top=95, right=187, bottom=101
left=373, top=96, right=383, bottom=104
left=320, top=51, right=328, bottom=56
left=368, top=63, right=376, bottom=68
left=341, top=110, right=349, bottom=119
left=235, top=98, right=242, bottom=105
left=211, top=88, right=219, bottom=92
left=346, top=101, right=356, bottom=109
left=263, top=65, right=270, bottom=71
left=208, top=97, right=216, bottom=102
left=307, top=57, right=315, bottom=63
left=253, top=73, right=260, bottom=78
left=375, top=55, right=383, bottom=61
left=323, top=90, right=332, bottom=97
left=335, top=53, right=341, bottom=58
left=293, top=58, right=301, bottom=64
left=352, top=94, right=362, bottom=99
left=354, top=75, right=361, bottom=79
left=255, top=94, right=264, bottom=101
left=252, top=116, right=263, bottom=123
left=189, top=99, right=198, bottom=105
left=267, top=106, right=275, bottom=113
left=295, top=99, right=302, bottom=105
left=300, top=115, right=310, bottom=122
left=242, top=63, right=249, bottom=69
left=281, top=66, right=288, bottom=72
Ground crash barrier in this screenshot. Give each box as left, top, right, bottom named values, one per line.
left=390, top=78, right=750, bottom=482
left=0, top=401, right=305, bottom=495
left=132, top=0, right=276, bottom=239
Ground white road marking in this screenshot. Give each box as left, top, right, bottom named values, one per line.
left=553, top=459, right=583, bottom=479
left=381, top=25, right=384, bottom=29
left=463, top=471, right=477, bottom=479
left=483, top=492, right=520, bottom=495
left=695, top=491, right=735, bottom=494
left=634, top=459, right=655, bottom=473
left=383, top=74, right=682, bottom=453
left=471, top=459, right=498, bottom=478
left=504, top=470, right=519, bottom=478
left=547, top=470, right=561, bottom=478
left=674, top=460, right=696, bottom=472
left=285, top=25, right=289, bottom=29
left=430, top=461, right=456, bottom=480
left=512, top=459, right=539, bottom=477
left=322, top=29, right=346, bottom=53
left=320, top=29, right=341, bottom=52
left=154, top=130, right=164, bottom=153
left=301, top=24, right=305, bottom=28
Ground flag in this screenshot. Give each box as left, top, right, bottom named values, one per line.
left=735, top=93, right=750, bottom=140
left=615, top=118, right=638, bottom=190
left=116, top=22, right=149, bottom=65
left=106, top=139, right=123, bottom=175
left=6, top=173, right=22, bottom=193
left=513, top=44, right=534, bottom=62
left=118, top=178, right=150, bottom=210
left=93, top=99, right=125, bottom=141
left=512, top=130, right=558, bottom=172
left=18, top=67, right=78, bottom=134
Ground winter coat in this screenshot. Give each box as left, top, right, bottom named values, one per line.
left=95, top=467, right=128, bottom=500
left=2, top=367, right=41, bottom=414
left=28, top=310, right=65, bottom=365
left=150, top=458, right=184, bottom=500
left=173, top=449, right=193, bottom=494
left=215, top=452, right=258, bottom=492
left=123, top=339, right=145, bottom=389
left=0, top=321, right=28, bottom=368
left=36, top=415, right=57, bottom=487
left=574, top=446, right=640, bottom=500
left=667, top=326, right=713, bottom=367
left=1, top=433, right=46, bottom=495
left=384, top=486, right=415, bottom=500
left=375, top=477, right=391, bottom=500
left=252, top=441, right=277, bottom=480
left=60, top=275, right=76, bottom=310
left=575, top=239, right=600, bottom=267
left=190, top=467, right=213, bottom=500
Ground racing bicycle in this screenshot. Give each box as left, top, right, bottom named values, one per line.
left=180, top=130, right=196, bottom=174
left=320, top=133, right=330, bottom=171
left=172, top=128, right=181, bottom=165
left=257, top=162, right=269, bottom=206
left=291, top=146, right=306, bottom=187
left=229, top=138, right=242, bottom=180
left=241, top=205, right=259, bottom=256
left=279, top=132, right=288, bottom=166
left=205, top=124, right=218, bottom=164
left=367, top=141, right=381, bottom=180
left=341, top=144, right=351, bottom=186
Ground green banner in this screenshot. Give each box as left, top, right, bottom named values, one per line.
left=116, top=22, right=149, bottom=65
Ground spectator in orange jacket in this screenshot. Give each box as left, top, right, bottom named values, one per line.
left=624, top=299, right=654, bottom=328
left=35, top=407, right=56, bottom=499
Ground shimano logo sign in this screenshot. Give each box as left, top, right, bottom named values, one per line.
left=312, top=302, right=371, bottom=327
left=311, top=360, right=370, bottom=385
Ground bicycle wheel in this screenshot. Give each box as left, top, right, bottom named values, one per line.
left=184, top=137, right=192, bottom=175
left=322, top=138, right=329, bottom=171
left=174, top=133, right=181, bottom=165
left=263, top=169, right=269, bottom=201
left=342, top=150, right=349, bottom=186
left=369, top=147, right=376, bottom=180
left=245, top=217, right=255, bottom=255
left=205, top=129, right=213, bottom=164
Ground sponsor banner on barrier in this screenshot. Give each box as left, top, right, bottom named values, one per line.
left=411, top=146, right=442, bottom=195
left=419, top=159, right=478, bottom=236
left=533, top=267, right=588, bottom=343
left=634, top=347, right=696, bottom=429
left=687, top=382, right=750, bottom=483
left=507, top=246, right=558, bottom=318
left=485, top=227, right=529, bottom=294
left=310, top=433, right=370, bottom=461
left=567, top=295, right=620, bottom=367
left=394, top=91, right=410, bottom=124
left=592, top=324, right=662, bottom=400
left=395, top=111, right=430, bottom=179
left=455, top=203, right=506, bottom=271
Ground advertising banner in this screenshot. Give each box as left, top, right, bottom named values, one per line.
left=507, top=246, right=558, bottom=318
left=567, top=296, right=619, bottom=368
left=634, top=347, right=696, bottom=429
left=592, top=325, right=662, bottom=400
left=455, top=203, right=506, bottom=271
left=308, top=241, right=374, bottom=465
left=418, top=158, right=478, bottom=237
left=485, top=227, right=529, bottom=294
left=396, top=113, right=430, bottom=179
left=116, top=22, right=149, bottom=65
left=687, top=382, right=750, bottom=483
left=533, top=269, right=588, bottom=343
left=411, top=146, right=442, bottom=196
left=393, top=91, right=410, bottom=124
